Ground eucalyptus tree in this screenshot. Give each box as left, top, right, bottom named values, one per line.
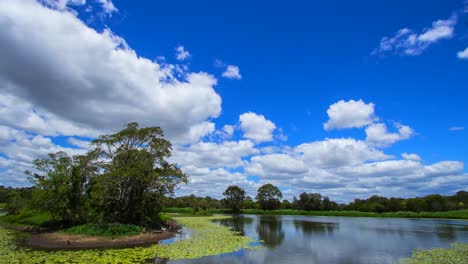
left=256, top=184, right=283, bottom=210
left=27, top=151, right=98, bottom=224
left=223, top=185, right=246, bottom=213
left=90, top=122, right=187, bottom=226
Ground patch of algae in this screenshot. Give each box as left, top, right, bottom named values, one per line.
left=0, top=216, right=258, bottom=263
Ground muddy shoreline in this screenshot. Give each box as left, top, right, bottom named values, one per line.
left=24, top=230, right=178, bottom=250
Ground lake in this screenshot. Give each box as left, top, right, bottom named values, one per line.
left=160, top=215, right=468, bottom=264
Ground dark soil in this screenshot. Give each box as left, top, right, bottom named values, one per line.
left=25, top=230, right=177, bottom=250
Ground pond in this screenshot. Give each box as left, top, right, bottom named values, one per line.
left=163, top=215, right=468, bottom=264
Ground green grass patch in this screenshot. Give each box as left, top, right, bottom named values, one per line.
left=163, top=207, right=226, bottom=216
left=399, top=243, right=468, bottom=264
left=0, top=210, right=51, bottom=227
left=0, top=215, right=258, bottom=263
left=240, top=209, right=468, bottom=219
left=63, top=223, right=143, bottom=238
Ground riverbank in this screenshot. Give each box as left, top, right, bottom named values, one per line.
left=0, top=215, right=257, bottom=263
left=163, top=208, right=468, bottom=219
left=26, top=230, right=176, bottom=250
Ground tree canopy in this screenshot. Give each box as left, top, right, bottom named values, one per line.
left=223, top=185, right=246, bottom=214
left=256, top=184, right=283, bottom=210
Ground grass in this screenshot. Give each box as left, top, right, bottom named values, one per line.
left=399, top=243, right=468, bottom=264
left=63, top=223, right=143, bottom=238
left=240, top=209, right=468, bottom=219
left=0, top=210, right=51, bottom=227
left=0, top=215, right=258, bottom=263
left=163, top=207, right=224, bottom=216
left=163, top=207, right=468, bottom=219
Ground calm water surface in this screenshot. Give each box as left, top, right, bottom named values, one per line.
left=158, top=215, right=468, bottom=264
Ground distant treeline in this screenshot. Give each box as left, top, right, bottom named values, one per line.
left=1, top=185, right=467, bottom=216
left=163, top=188, right=467, bottom=214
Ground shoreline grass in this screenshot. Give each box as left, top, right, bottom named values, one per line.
left=162, top=208, right=468, bottom=219
left=62, top=223, right=143, bottom=238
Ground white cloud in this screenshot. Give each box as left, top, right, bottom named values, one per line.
left=365, top=123, right=414, bottom=147
left=68, top=137, right=91, bottom=149
left=296, top=138, right=391, bottom=168
left=222, top=65, right=242, bottom=80
left=457, top=48, right=468, bottom=59
left=171, top=140, right=257, bottom=169
left=175, top=45, right=191, bottom=61
left=449, top=126, right=465, bottom=131
left=373, top=15, right=457, bottom=56
left=0, top=0, right=221, bottom=143
left=402, top=153, right=422, bottom=161
left=96, top=0, right=117, bottom=14
left=222, top=125, right=235, bottom=137
left=323, top=99, right=376, bottom=130
left=39, top=0, right=117, bottom=15
left=239, top=112, right=276, bottom=143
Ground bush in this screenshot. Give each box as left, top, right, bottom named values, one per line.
left=0, top=209, right=51, bottom=227
left=63, top=223, right=143, bottom=237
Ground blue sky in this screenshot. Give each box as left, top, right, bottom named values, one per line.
left=0, top=0, right=467, bottom=202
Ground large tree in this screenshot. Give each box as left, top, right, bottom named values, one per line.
left=90, top=123, right=187, bottom=226
left=256, top=184, right=282, bottom=210
left=223, top=185, right=246, bottom=213
left=27, top=151, right=98, bottom=224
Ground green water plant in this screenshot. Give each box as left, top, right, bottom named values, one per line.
left=399, top=243, right=468, bottom=264
left=0, top=216, right=258, bottom=263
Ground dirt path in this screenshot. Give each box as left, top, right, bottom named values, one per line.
left=26, top=231, right=177, bottom=250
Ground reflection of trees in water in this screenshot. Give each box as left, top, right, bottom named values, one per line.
left=215, top=215, right=253, bottom=236
left=256, top=216, right=285, bottom=248
left=435, top=224, right=457, bottom=242
left=153, top=257, right=169, bottom=264
left=293, top=220, right=338, bottom=236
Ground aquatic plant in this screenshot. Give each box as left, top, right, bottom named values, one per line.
left=0, top=216, right=257, bottom=263
left=400, top=243, right=468, bottom=264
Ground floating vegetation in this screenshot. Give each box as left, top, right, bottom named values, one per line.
left=399, top=243, right=468, bottom=264
left=0, top=216, right=258, bottom=263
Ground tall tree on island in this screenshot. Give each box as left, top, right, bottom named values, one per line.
left=91, top=122, right=187, bottom=226
left=223, top=185, right=246, bottom=214
left=256, top=183, right=283, bottom=210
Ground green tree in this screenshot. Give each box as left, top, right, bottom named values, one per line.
left=90, top=123, right=187, bottom=226
left=222, top=185, right=246, bottom=213
left=256, top=184, right=282, bottom=210
left=27, top=151, right=97, bottom=224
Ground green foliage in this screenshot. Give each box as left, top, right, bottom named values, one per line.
left=63, top=223, right=142, bottom=237
left=256, top=184, right=283, bottom=210
left=27, top=151, right=97, bottom=225
left=400, top=243, right=468, bottom=264
left=0, top=216, right=258, bottom=263
left=223, top=185, right=246, bottom=214
left=0, top=209, right=51, bottom=227
left=90, top=122, right=187, bottom=226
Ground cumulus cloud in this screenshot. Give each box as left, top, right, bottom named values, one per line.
left=373, top=15, right=457, bottom=56
left=175, top=45, right=191, bottom=61
left=457, top=48, right=468, bottom=59
left=0, top=0, right=221, bottom=143
left=323, top=99, right=376, bottom=130
left=239, top=112, right=276, bottom=143
left=402, top=153, right=422, bottom=161
left=365, top=123, right=414, bottom=147
left=171, top=140, right=258, bottom=169
left=222, top=65, right=242, bottom=80
left=39, top=0, right=117, bottom=15
left=296, top=138, right=391, bottom=168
